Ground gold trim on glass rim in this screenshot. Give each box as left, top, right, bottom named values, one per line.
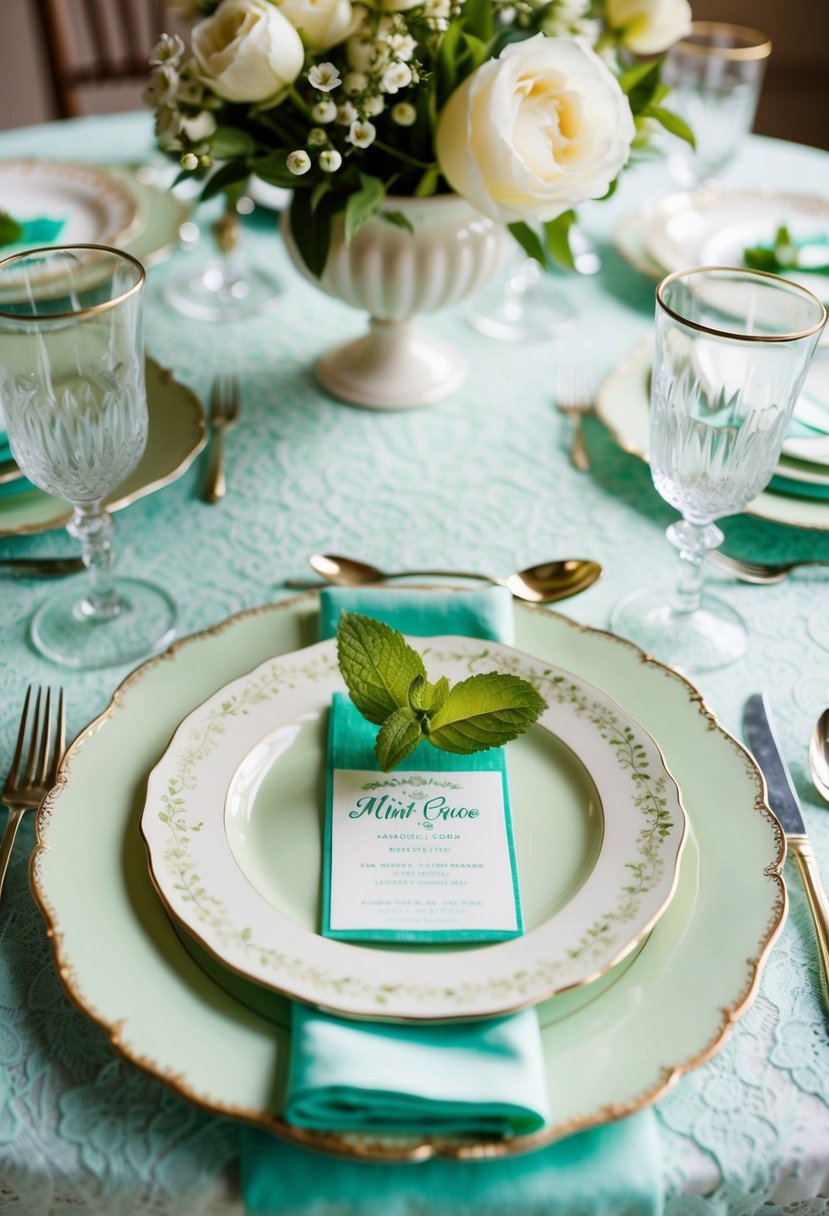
left=0, top=243, right=145, bottom=320
left=29, top=593, right=787, bottom=1161
left=673, top=21, right=772, bottom=61
left=656, top=265, right=827, bottom=342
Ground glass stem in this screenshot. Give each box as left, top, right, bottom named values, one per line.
left=68, top=504, right=122, bottom=621
left=667, top=518, right=724, bottom=616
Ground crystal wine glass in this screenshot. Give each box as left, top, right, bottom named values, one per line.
left=0, top=245, right=177, bottom=669
left=663, top=22, right=772, bottom=190
left=612, top=266, right=826, bottom=672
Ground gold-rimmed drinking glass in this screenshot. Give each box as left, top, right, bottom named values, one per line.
left=0, top=244, right=177, bottom=669
left=611, top=266, right=826, bottom=672
left=663, top=22, right=772, bottom=189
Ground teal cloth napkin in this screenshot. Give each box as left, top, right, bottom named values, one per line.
left=243, top=1112, right=662, bottom=1216
left=769, top=473, right=829, bottom=499
left=241, top=584, right=662, bottom=1214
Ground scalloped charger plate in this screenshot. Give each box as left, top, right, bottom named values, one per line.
left=140, top=636, right=686, bottom=1022
left=31, top=595, right=784, bottom=1160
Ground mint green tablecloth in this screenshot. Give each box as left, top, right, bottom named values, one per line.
left=0, top=113, right=827, bottom=1215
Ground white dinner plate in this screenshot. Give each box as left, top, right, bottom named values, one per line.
left=141, top=635, right=686, bottom=1022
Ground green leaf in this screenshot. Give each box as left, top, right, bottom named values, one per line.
left=408, top=673, right=450, bottom=715
left=0, top=211, right=23, bottom=247
left=382, top=210, right=415, bottom=234
left=619, top=57, right=663, bottom=113
left=310, top=179, right=332, bottom=215
left=288, top=189, right=341, bottom=278
left=508, top=221, right=548, bottom=266
left=643, top=104, right=695, bottom=149
left=337, top=612, right=427, bottom=726
left=211, top=126, right=256, bottom=161
left=435, top=18, right=463, bottom=107
left=414, top=165, right=441, bottom=198
left=461, top=31, right=489, bottom=70
left=544, top=210, right=576, bottom=270
left=461, top=0, right=493, bottom=43
left=428, top=672, right=547, bottom=754
left=200, top=157, right=250, bottom=201
left=254, top=150, right=301, bottom=188
left=344, top=174, right=385, bottom=246
left=375, top=707, right=425, bottom=771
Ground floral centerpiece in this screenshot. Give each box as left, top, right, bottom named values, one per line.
left=147, top=0, right=692, bottom=405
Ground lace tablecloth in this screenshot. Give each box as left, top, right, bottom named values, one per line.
left=0, top=113, right=827, bottom=1216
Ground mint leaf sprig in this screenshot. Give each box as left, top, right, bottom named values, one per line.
left=336, top=612, right=547, bottom=771
left=0, top=211, right=24, bottom=249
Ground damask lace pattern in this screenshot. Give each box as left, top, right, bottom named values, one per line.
left=0, top=113, right=827, bottom=1212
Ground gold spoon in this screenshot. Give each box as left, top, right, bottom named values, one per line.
left=809, top=708, right=829, bottom=804
left=292, top=553, right=602, bottom=604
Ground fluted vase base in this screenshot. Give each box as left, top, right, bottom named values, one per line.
left=316, top=318, right=467, bottom=410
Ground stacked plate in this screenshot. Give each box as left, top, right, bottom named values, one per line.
left=614, top=187, right=829, bottom=333
left=596, top=338, right=829, bottom=532
left=0, top=158, right=203, bottom=535
left=31, top=593, right=785, bottom=1161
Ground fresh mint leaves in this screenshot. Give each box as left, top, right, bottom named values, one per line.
left=0, top=211, right=23, bottom=248
left=336, top=612, right=547, bottom=771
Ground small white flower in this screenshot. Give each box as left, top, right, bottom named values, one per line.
left=180, top=110, right=218, bottom=141
left=175, top=64, right=206, bottom=107
left=180, top=152, right=200, bottom=171
left=343, top=71, right=368, bottom=94
left=308, top=62, right=342, bottom=92
left=363, top=93, right=385, bottom=116
left=154, top=103, right=183, bottom=140
left=424, top=0, right=451, bottom=18
left=287, top=149, right=312, bottom=175
left=391, top=101, right=416, bottom=126
left=311, top=98, right=338, bottom=122
left=150, top=33, right=185, bottom=68
left=389, top=32, right=416, bottom=59
left=319, top=149, right=343, bottom=172
left=307, top=126, right=329, bottom=147
left=380, top=61, right=412, bottom=93
left=144, top=63, right=179, bottom=108
left=348, top=119, right=376, bottom=148
left=498, top=6, right=517, bottom=23
left=345, top=33, right=377, bottom=71
left=336, top=100, right=358, bottom=125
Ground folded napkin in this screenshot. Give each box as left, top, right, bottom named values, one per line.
left=769, top=473, right=829, bottom=499
left=241, top=584, right=663, bottom=1215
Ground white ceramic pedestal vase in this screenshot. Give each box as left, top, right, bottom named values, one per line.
left=281, top=194, right=509, bottom=410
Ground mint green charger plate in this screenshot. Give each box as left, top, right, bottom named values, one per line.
left=31, top=595, right=784, bottom=1161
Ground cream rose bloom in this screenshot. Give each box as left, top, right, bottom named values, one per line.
left=605, top=0, right=691, bottom=54
left=276, top=0, right=359, bottom=53
left=436, top=35, right=635, bottom=225
left=192, top=0, right=304, bottom=103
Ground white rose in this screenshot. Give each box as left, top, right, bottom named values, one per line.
left=276, top=0, right=359, bottom=53
left=192, top=0, right=304, bottom=103
left=605, top=0, right=691, bottom=54
left=436, top=35, right=635, bottom=225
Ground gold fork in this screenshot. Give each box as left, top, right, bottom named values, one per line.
left=202, top=373, right=241, bottom=503
left=0, top=686, right=66, bottom=910
left=555, top=362, right=594, bottom=472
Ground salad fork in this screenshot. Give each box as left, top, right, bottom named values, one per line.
left=0, top=686, right=66, bottom=910
left=202, top=373, right=240, bottom=503
left=555, top=361, right=594, bottom=472
left=708, top=552, right=829, bottom=584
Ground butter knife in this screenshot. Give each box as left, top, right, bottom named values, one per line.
left=744, top=692, right=829, bottom=1009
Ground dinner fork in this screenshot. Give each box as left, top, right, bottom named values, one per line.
left=555, top=361, right=594, bottom=472
left=708, top=551, right=829, bottom=584
left=0, top=686, right=66, bottom=910
left=202, top=373, right=240, bottom=503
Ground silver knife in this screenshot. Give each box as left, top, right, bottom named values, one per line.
left=744, top=692, right=829, bottom=1010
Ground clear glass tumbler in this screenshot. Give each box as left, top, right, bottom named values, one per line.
left=0, top=245, right=177, bottom=669
left=663, top=22, right=772, bottom=189
left=612, top=266, right=826, bottom=672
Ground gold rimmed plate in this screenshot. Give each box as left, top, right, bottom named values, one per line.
left=31, top=595, right=784, bottom=1159
left=140, top=635, right=686, bottom=1022
left=0, top=358, right=206, bottom=537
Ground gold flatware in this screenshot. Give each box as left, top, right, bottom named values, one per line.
left=0, top=686, right=65, bottom=910
left=809, top=708, right=829, bottom=804
left=0, top=556, right=85, bottom=577
left=555, top=362, right=594, bottom=472
left=287, top=553, right=602, bottom=603
left=708, top=551, right=829, bottom=584
left=202, top=373, right=240, bottom=503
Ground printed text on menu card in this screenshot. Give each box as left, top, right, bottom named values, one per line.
left=323, top=768, right=523, bottom=942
